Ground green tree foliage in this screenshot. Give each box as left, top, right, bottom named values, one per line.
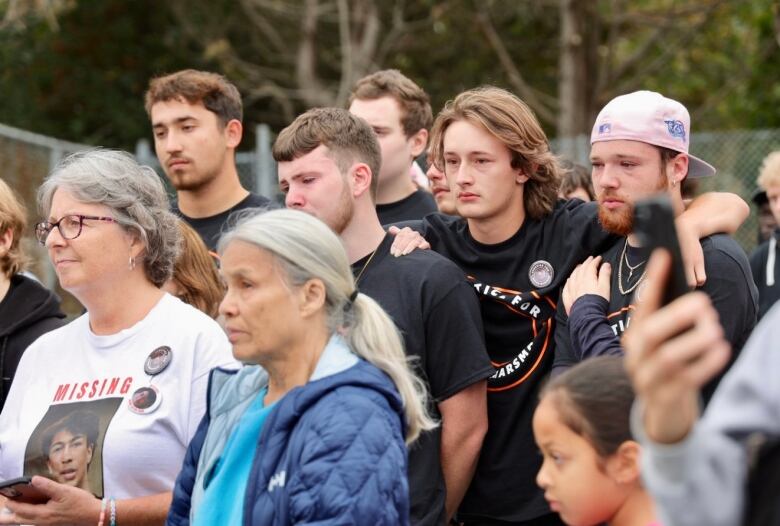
left=0, top=0, right=778, bottom=148
left=390, top=0, right=780, bottom=137
left=0, top=0, right=216, bottom=149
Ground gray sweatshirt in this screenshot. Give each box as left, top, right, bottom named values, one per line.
left=632, top=302, right=780, bottom=526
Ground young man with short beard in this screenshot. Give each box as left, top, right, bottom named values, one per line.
left=145, top=69, right=270, bottom=252
left=273, top=107, right=493, bottom=526
left=553, top=91, right=757, bottom=404
left=393, top=86, right=747, bottom=525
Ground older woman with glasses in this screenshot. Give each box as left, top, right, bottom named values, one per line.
left=0, top=149, right=236, bottom=526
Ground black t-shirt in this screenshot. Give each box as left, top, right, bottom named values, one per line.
left=555, top=233, right=758, bottom=403
left=749, top=230, right=780, bottom=321
left=172, top=193, right=272, bottom=252
left=412, top=200, right=614, bottom=523
left=377, top=189, right=438, bottom=225
left=352, top=233, right=493, bottom=526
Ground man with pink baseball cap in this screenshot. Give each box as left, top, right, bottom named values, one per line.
left=592, top=90, right=717, bottom=178
left=553, top=90, right=757, bottom=403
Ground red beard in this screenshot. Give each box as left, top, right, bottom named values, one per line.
left=597, top=171, right=669, bottom=236
left=598, top=199, right=633, bottom=236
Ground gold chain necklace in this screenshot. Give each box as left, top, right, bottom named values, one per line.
left=354, top=248, right=379, bottom=286
left=618, top=238, right=647, bottom=295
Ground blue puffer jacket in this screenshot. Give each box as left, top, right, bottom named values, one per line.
left=166, top=335, right=409, bottom=526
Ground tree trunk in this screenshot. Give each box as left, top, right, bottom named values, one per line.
left=557, top=0, right=590, bottom=152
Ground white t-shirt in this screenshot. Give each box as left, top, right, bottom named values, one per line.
left=0, top=293, right=237, bottom=499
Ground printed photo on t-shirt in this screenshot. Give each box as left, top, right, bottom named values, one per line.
left=22, top=398, right=122, bottom=498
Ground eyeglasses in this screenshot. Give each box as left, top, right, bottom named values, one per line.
left=35, top=215, right=117, bottom=245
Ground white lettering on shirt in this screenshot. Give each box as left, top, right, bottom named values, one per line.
left=490, top=342, right=534, bottom=379
left=268, top=470, right=286, bottom=492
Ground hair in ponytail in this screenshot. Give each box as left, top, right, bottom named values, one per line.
left=219, top=208, right=437, bottom=443
left=344, top=292, right=437, bottom=442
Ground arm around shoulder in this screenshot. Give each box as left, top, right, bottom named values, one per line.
left=680, top=191, right=749, bottom=236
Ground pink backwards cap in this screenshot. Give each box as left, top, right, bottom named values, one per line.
left=590, top=90, right=716, bottom=178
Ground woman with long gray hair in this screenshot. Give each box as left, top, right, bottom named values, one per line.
left=167, top=208, right=436, bottom=526
left=0, top=149, right=235, bottom=525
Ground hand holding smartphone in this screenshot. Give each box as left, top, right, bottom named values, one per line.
left=0, top=477, right=49, bottom=505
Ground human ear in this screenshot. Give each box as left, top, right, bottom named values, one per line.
left=606, top=440, right=642, bottom=486
left=125, top=230, right=147, bottom=263
left=516, top=171, right=530, bottom=184
left=225, top=119, right=244, bottom=149
left=409, top=129, right=429, bottom=158
left=515, top=160, right=534, bottom=184
left=298, top=278, right=326, bottom=318
left=350, top=163, right=373, bottom=199
left=669, top=154, right=689, bottom=186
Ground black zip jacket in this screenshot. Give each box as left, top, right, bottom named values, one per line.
left=0, top=274, right=66, bottom=411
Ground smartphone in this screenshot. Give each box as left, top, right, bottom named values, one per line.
left=0, top=477, right=49, bottom=505
left=633, top=194, right=690, bottom=305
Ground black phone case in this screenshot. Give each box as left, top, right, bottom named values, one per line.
left=0, top=477, right=49, bottom=505
left=633, top=194, right=689, bottom=305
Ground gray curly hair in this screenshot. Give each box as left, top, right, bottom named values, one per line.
left=38, top=149, right=181, bottom=287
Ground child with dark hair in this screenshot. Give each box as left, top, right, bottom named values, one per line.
left=533, top=357, right=659, bottom=526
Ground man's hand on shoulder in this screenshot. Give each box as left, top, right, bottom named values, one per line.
left=388, top=226, right=430, bottom=257
left=562, top=256, right=611, bottom=315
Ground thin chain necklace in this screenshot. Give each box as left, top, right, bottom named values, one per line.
left=354, top=248, right=379, bottom=286
left=618, top=238, right=648, bottom=295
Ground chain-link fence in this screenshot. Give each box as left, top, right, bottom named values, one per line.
left=553, top=129, right=780, bottom=254
left=0, top=123, right=91, bottom=317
